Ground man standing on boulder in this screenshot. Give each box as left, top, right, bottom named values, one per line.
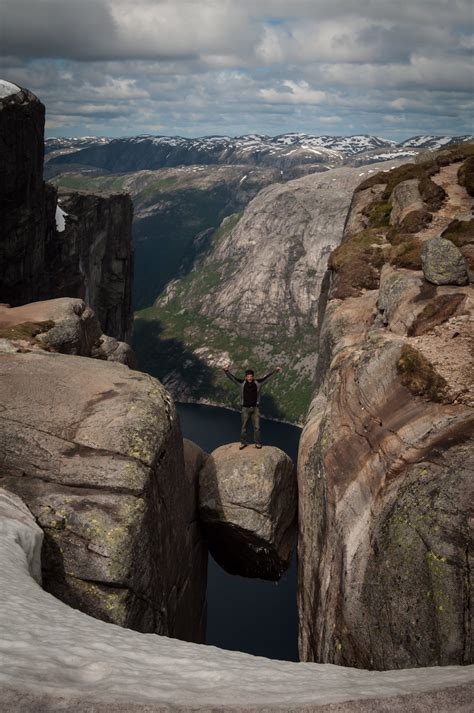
left=223, top=364, right=281, bottom=449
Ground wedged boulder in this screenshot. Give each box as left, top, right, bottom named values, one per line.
left=0, top=298, right=135, bottom=366
left=199, top=443, right=296, bottom=580
left=0, top=350, right=207, bottom=641
left=421, top=237, right=469, bottom=285
left=390, top=179, right=425, bottom=225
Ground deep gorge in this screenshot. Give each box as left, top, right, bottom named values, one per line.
left=0, top=81, right=473, bottom=711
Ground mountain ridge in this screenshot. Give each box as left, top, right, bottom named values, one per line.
left=46, top=133, right=474, bottom=173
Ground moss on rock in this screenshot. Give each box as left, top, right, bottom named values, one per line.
left=441, top=218, right=474, bottom=248
left=389, top=236, right=423, bottom=270
left=457, top=157, right=474, bottom=197
left=399, top=209, right=432, bottom=234
left=0, top=320, right=55, bottom=342
left=328, top=229, right=387, bottom=298
left=397, top=344, right=447, bottom=402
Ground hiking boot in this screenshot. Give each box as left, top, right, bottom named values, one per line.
left=255, top=443, right=262, bottom=449
left=239, top=442, right=247, bottom=450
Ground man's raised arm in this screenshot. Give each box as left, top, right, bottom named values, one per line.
left=223, top=365, right=243, bottom=385
left=257, top=366, right=282, bottom=384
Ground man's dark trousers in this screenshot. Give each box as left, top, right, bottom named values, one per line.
left=241, top=406, right=261, bottom=445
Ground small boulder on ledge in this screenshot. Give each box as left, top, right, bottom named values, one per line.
left=421, top=236, right=469, bottom=285
left=199, top=443, right=296, bottom=581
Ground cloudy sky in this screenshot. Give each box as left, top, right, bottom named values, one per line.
left=1, top=0, right=473, bottom=139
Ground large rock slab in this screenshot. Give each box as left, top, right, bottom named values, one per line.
left=0, top=490, right=473, bottom=711
left=199, top=443, right=296, bottom=580
left=0, top=297, right=135, bottom=365
left=421, top=236, right=469, bottom=285
left=0, top=350, right=206, bottom=641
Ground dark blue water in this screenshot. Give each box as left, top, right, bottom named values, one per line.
left=177, top=402, right=301, bottom=662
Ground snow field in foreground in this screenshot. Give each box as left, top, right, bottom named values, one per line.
left=0, top=488, right=473, bottom=709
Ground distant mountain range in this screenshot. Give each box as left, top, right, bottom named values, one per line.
left=45, top=133, right=474, bottom=173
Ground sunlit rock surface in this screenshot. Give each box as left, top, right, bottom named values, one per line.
left=0, top=487, right=473, bottom=711
left=0, top=297, right=135, bottom=366
left=199, top=443, right=296, bottom=580
left=0, top=350, right=206, bottom=641
left=298, top=148, right=474, bottom=669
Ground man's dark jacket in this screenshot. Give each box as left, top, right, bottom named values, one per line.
left=224, top=369, right=277, bottom=406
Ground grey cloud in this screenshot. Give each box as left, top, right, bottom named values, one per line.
left=1, top=1, right=472, bottom=139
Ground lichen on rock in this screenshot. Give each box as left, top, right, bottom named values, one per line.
left=199, top=443, right=296, bottom=580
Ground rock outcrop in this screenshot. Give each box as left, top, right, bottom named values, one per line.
left=199, top=443, right=296, bottom=580
left=0, top=349, right=207, bottom=642
left=0, top=297, right=135, bottom=366
left=0, top=83, right=133, bottom=342
left=2, top=486, right=472, bottom=711
left=298, top=145, right=474, bottom=670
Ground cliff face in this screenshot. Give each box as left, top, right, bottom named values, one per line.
left=0, top=84, right=133, bottom=342
left=49, top=165, right=282, bottom=309
left=135, top=161, right=404, bottom=423
left=54, top=190, right=133, bottom=342
left=0, top=348, right=207, bottom=642
left=298, top=145, right=474, bottom=669
left=0, top=84, right=56, bottom=306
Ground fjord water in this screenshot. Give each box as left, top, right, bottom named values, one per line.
left=177, top=402, right=301, bottom=661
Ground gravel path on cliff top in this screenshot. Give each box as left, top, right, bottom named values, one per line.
left=417, top=163, right=473, bottom=243
left=1, top=496, right=473, bottom=711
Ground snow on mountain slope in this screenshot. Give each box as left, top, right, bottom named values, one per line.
left=400, top=135, right=474, bottom=149
left=46, top=133, right=474, bottom=173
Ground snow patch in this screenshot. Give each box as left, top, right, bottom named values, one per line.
left=0, top=80, right=21, bottom=99
left=0, top=490, right=473, bottom=709
left=55, top=205, right=68, bottom=232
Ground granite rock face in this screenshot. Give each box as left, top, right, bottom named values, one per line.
left=199, top=443, right=296, bottom=580
left=298, top=150, right=474, bottom=669
left=0, top=350, right=207, bottom=642
left=55, top=190, right=134, bottom=342
left=0, top=84, right=133, bottom=342
left=149, top=161, right=405, bottom=423
left=0, top=83, right=56, bottom=307
left=422, top=236, right=470, bottom=286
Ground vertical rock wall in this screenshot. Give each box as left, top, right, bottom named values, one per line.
left=0, top=84, right=133, bottom=342
left=298, top=151, right=474, bottom=669
left=0, top=350, right=207, bottom=642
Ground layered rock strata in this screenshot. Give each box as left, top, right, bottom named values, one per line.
left=199, top=443, right=296, bottom=580
left=0, top=297, right=135, bottom=366
left=298, top=145, right=474, bottom=669
left=0, top=350, right=207, bottom=641
left=0, top=83, right=133, bottom=342
left=2, top=487, right=473, bottom=711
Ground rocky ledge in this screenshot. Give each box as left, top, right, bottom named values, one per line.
left=199, top=443, right=296, bottom=580
left=0, top=297, right=135, bottom=366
